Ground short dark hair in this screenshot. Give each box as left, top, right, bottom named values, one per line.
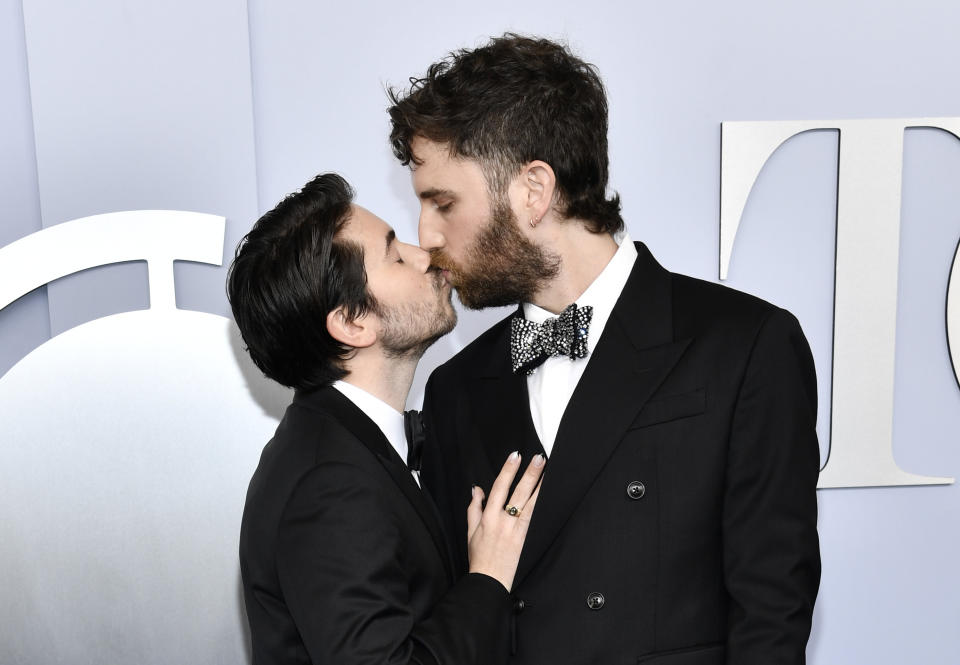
left=388, top=33, right=623, bottom=235
left=227, top=173, right=373, bottom=392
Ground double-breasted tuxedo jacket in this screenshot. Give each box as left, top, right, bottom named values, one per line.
left=239, top=387, right=512, bottom=665
left=421, top=242, right=821, bottom=665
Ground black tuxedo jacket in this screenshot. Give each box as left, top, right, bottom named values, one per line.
left=421, top=242, right=821, bottom=665
left=239, top=387, right=512, bottom=665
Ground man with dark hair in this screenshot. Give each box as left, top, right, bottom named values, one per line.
left=228, top=172, right=545, bottom=665
left=389, top=35, right=821, bottom=665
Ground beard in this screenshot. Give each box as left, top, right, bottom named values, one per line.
left=374, top=270, right=457, bottom=359
left=429, top=198, right=560, bottom=310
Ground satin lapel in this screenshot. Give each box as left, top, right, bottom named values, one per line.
left=373, top=453, right=456, bottom=584
left=296, top=387, right=455, bottom=584
left=468, top=311, right=546, bottom=478
left=514, top=242, right=692, bottom=585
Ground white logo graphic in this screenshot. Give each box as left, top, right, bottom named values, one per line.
left=0, top=212, right=290, bottom=663
left=721, top=118, right=959, bottom=488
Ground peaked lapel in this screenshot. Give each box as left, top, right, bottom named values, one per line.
left=294, top=387, right=455, bottom=584
left=513, top=242, right=692, bottom=585
left=467, top=312, right=546, bottom=475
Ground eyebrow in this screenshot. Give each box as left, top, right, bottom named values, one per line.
left=418, top=188, right=455, bottom=201
left=384, top=229, right=396, bottom=257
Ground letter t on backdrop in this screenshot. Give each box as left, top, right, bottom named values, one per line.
left=720, top=118, right=959, bottom=489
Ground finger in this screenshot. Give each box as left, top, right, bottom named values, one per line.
left=507, top=453, right=546, bottom=510
left=486, top=451, right=522, bottom=510
left=466, top=485, right=484, bottom=542
left=516, top=477, right=542, bottom=525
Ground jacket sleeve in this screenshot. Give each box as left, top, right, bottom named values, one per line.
left=275, top=461, right=512, bottom=665
left=723, top=308, right=822, bottom=664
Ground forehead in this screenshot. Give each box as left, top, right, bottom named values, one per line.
left=341, top=205, right=390, bottom=251
left=410, top=137, right=487, bottom=195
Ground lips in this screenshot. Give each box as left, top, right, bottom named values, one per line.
left=429, top=249, right=461, bottom=289
left=429, top=263, right=454, bottom=284
left=429, top=268, right=449, bottom=291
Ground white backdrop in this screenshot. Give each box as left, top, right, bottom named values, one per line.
left=1, top=1, right=958, bottom=663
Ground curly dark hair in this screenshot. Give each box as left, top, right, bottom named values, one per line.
left=388, top=33, right=623, bottom=235
left=227, top=173, right=374, bottom=392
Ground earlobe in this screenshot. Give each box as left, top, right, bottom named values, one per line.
left=326, top=307, right=376, bottom=349
left=522, top=160, right=556, bottom=224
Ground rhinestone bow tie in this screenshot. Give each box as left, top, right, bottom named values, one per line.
left=510, top=303, right=594, bottom=375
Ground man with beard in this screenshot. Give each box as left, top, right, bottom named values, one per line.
left=388, top=35, right=821, bottom=664
left=228, top=173, right=545, bottom=665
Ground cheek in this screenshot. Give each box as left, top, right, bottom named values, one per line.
left=391, top=273, right=431, bottom=302
left=447, top=211, right=485, bottom=253
left=369, top=272, right=405, bottom=303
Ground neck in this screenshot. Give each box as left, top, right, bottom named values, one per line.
left=530, top=222, right=618, bottom=314
left=340, top=350, right=418, bottom=413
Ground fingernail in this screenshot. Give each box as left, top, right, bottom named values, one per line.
left=471, top=485, right=477, bottom=497
left=533, top=453, right=545, bottom=467
left=508, top=451, right=520, bottom=462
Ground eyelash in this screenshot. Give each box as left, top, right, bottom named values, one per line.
left=435, top=202, right=452, bottom=213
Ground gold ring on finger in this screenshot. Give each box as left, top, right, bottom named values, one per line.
left=504, top=504, right=520, bottom=517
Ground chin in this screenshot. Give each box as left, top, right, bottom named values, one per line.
left=456, top=290, right=518, bottom=311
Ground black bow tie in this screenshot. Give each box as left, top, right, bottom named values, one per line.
left=403, top=409, right=425, bottom=472
left=510, top=303, right=594, bottom=375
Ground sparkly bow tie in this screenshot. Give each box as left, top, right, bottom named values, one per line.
left=403, top=409, right=425, bottom=472
left=510, top=303, right=594, bottom=375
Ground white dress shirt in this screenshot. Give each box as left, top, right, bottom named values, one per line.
left=332, top=380, right=420, bottom=486
left=523, top=232, right=638, bottom=456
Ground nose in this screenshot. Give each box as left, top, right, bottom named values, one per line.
left=418, top=208, right=444, bottom=252
left=398, top=241, right=431, bottom=273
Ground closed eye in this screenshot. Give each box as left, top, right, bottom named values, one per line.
left=385, top=229, right=403, bottom=263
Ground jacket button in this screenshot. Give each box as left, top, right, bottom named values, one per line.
left=586, top=592, right=605, bottom=610
left=513, top=598, right=526, bottom=613
left=626, top=480, right=646, bottom=500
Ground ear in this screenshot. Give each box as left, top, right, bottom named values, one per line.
left=326, top=306, right=377, bottom=350
left=517, top=160, right=557, bottom=226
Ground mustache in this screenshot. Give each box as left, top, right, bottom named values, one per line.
left=428, top=249, right=456, bottom=273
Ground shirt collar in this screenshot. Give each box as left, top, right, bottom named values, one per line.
left=332, top=380, right=408, bottom=466
left=522, top=231, right=637, bottom=352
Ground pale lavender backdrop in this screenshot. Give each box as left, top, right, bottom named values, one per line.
left=1, top=0, right=958, bottom=663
